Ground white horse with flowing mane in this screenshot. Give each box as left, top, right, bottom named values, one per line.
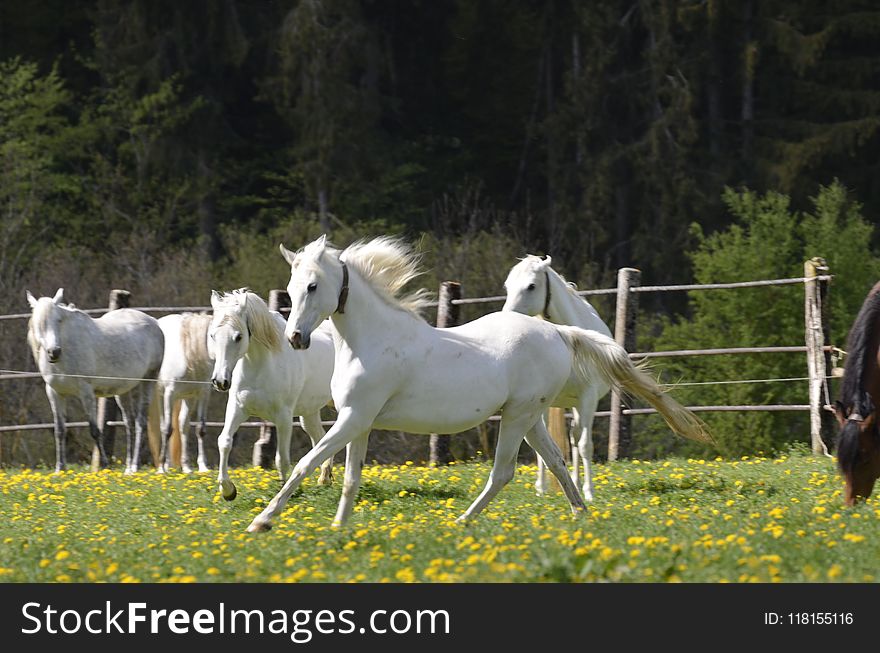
left=26, top=289, right=165, bottom=473
left=503, top=255, right=611, bottom=501
left=209, top=289, right=335, bottom=500
left=154, top=313, right=214, bottom=473
left=245, top=235, right=712, bottom=532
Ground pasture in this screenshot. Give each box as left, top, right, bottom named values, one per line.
left=1, top=447, right=877, bottom=583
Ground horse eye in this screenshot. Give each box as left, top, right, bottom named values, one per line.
left=527, top=283, right=536, bottom=291
left=307, top=282, right=317, bottom=293
left=233, top=333, right=242, bottom=342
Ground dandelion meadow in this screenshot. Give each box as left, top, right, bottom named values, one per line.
left=1, top=447, right=878, bottom=583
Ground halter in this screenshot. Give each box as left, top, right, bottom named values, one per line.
left=336, top=261, right=350, bottom=314
left=540, top=270, right=552, bottom=320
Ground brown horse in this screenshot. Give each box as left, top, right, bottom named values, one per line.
left=833, top=281, right=880, bottom=505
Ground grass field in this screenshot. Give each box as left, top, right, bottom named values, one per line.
left=1, top=447, right=878, bottom=583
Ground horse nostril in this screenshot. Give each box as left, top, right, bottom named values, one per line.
left=47, top=347, right=61, bottom=362
left=289, top=332, right=303, bottom=348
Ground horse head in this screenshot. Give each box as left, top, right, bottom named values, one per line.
left=502, top=255, right=553, bottom=319
left=208, top=290, right=250, bottom=392
left=833, top=398, right=880, bottom=505
left=280, top=235, right=345, bottom=350
left=26, top=288, right=66, bottom=363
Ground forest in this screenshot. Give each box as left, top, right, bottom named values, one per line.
left=3, top=0, right=880, bottom=465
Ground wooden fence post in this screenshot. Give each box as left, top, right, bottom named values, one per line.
left=91, top=289, right=130, bottom=470
left=607, top=268, right=640, bottom=461
left=253, top=290, right=289, bottom=468
left=805, top=258, right=833, bottom=456
left=430, top=281, right=460, bottom=465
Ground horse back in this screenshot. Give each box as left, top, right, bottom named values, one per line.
left=91, top=308, right=165, bottom=375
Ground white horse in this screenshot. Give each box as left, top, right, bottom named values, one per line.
left=155, top=313, right=214, bottom=473
left=26, top=288, right=165, bottom=473
left=503, top=255, right=611, bottom=501
left=245, top=235, right=711, bottom=532
left=209, top=289, right=335, bottom=500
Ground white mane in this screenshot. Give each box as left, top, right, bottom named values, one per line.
left=213, top=289, right=282, bottom=352
left=335, top=237, right=434, bottom=316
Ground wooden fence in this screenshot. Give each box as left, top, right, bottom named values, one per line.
left=0, top=259, right=838, bottom=465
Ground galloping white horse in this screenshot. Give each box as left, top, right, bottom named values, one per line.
left=26, top=289, right=165, bottom=473
left=245, top=236, right=711, bottom=532
left=503, top=255, right=611, bottom=501
left=209, top=289, right=335, bottom=500
left=155, top=313, right=214, bottom=473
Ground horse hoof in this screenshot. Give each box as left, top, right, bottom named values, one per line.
left=221, top=484, right=237, bottom=501
left=246, top=520, right=272, bottom=533
left=182, top=466, right=194, bottom=474
left=318, top=475, right=333, bottom=487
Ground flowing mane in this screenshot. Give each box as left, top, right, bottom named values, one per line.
left=839, top=291, right=880, bottom=417
left=339, top=237, right=434, bottom=316
left=213, top=289, right=282, bottom=352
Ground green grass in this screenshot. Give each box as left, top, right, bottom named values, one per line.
left=1, top=447, right=878, bottom=582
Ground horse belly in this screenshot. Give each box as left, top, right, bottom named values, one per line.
left=372, top=375, right=507, bottom=435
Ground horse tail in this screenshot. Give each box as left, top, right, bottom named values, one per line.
left=555, top=325, right=713, bottom=444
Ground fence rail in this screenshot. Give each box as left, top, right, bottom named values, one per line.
left=0, top=264, right=838, bottom=463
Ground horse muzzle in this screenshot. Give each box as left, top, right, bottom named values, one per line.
left=288, top=331, right=310, bottom=350
left=212, top=377, right=230, bottom=392
left=47, top=347, right=61, bottom=363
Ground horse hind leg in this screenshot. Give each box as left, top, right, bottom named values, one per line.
left=77, top=385, right=109, bottom=469
left=525, top=419, right=587, bottom=516
left=457, top=411, right=533, bottom=523
left=157, top=387, right=174, bottom=473
left=115, top=394, right=137, bottom=474
left=178, top=398, right=194, bottom=473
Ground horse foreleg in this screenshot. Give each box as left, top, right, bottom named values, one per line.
left=246, top=407, right=374, bottom=533
left=525, top=419, right=587, bottom=516
left=217, top=397, right=248, bottom=500
left=178, top=398, right=193, bottom=473
left=274, top=411, right=294, bottom=481
left=46, top=386, right=67, bottom=472
left=457, top=411, right=532, bottom=523
left=195, top=391, right=210, bottom=472
left=332, top=433, right=369, bottom=527
left=300, top=412, right=332, bottom=485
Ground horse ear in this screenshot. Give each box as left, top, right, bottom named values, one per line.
left=542, top=255, right=552, bottom=267
left=52, top=288, right=64, bottom=304
left=210, top=290, right=221, bottom=308
left=314, top=234, right=327, bottom=260
left=279, top=243, right=297, bottom=266
left=26, top=290, right=37, bottom=308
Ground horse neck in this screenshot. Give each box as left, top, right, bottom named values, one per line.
left=547, top=271, right=611, bottom=335
left=329, top=266, right=424, bottom=350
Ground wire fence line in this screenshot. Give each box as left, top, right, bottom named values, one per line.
left=0, top=268, right=838, bottom=460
